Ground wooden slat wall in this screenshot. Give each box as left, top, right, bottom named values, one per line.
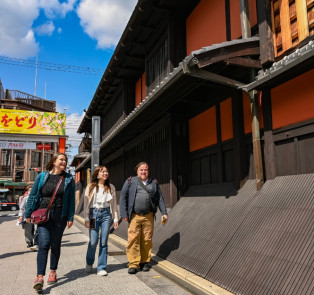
left=271, top=0, right=313, bottom=56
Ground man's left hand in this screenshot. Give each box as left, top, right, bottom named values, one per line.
left=67, top=221, right=73, bottom=229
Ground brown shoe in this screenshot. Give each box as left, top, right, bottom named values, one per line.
left=33, top=275, right=44, bottom=291
left=47, top=271, right=57, bottom=285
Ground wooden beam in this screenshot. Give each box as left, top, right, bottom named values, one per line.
left=224, top=57, right=262, bottom=69
left=183, top=65, right=246, bottom=88
left=296, top=0, right=310, bottom=41
left=257, top=0, right=275, bottom=65
left=197, top=45, right=260, bottom=68
left=279, top=0, right=292, bottom=51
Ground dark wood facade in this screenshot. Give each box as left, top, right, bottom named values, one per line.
left=75, top=0, right=314, bottom=203
left=73, top=2, right=314, bottom=293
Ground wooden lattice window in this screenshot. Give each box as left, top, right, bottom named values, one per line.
left=271, top=0, right=314, bottom=56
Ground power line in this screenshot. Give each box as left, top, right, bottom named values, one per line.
left=0, top=56, right=104, bottom=76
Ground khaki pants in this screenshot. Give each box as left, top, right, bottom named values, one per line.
left=126, top=212, right=154, bottom=268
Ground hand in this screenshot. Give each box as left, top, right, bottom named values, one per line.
left=161, top=215, right=168, bottom=224
left=113, top=221, right=119, bottom=229
left=18, top=216, right=23, bottom=223
left=25, top=218, right=31, bottom=223
left=85, top=220, right=90, bottom=229
left=67, top=221, right=73, bottom=229
left=122, top=217, right=128, bottom=222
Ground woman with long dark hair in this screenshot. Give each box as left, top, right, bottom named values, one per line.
left=25, top=152, right=75, bottom=291
left=84, top=165, right=119, bottom=276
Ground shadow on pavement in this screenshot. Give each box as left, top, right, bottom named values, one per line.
left=61, top=241, right=87, bottom=247
left=40, top=263, right=128, bottom=294
left=0, top=250, right=30, bottom=260
left=40, top=269, right=89, bottom=294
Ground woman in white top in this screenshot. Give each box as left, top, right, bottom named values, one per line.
left=84, top=166, right=119, bottom=276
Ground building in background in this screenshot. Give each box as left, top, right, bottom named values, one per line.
left=72, top=1, right=313, bottom=294
left=0, top=80, right=67, bottom=201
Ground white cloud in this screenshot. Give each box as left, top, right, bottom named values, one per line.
left=77, top=0, right=137, bottom=49
left=0, top=0, right=39, bottom=58
left=34, top=21, right=55, bottom=36
left=39, top=0, right=77, bottom=18
left=0, top=0, right=76, bottom=58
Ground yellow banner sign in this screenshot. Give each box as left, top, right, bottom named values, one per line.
left=0, top=109, right=66, bottom=135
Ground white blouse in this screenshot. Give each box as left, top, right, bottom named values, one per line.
left=91, top=187, right=112, bottom=209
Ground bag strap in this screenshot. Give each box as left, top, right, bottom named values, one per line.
left=46, top=175, right=64, bottom=212
left=137, top=177, right=155, bottom=198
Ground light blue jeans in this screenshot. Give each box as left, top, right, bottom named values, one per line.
left=86, top=207, right=112, bottom=271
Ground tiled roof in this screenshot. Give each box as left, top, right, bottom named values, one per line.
left=241, top=40, right=314, bottom=92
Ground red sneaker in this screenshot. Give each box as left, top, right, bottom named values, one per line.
left=33, top=275, right=44, bottom=291
left=47, top=271, right=57, bottom=285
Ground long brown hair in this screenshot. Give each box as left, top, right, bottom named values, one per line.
left=88, top=166, right=111, bottom=197
left=46, top=152, right=68, bottom=171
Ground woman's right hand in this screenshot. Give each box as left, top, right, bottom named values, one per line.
left=18, top=216, right=23, bottom=223
left=85, top=220, right=90, bottom=229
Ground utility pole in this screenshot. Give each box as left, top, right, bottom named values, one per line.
left=34, top=56, right=38, bottom=97
left=91, top=116, right=101, bottom=174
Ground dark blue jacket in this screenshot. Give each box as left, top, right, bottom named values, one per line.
left=25, top=171, right=75, bottom=221
left=120, top=176, right=167, bottom=223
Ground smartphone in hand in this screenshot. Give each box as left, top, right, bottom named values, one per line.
left=90, top=218, right=96, bottom=229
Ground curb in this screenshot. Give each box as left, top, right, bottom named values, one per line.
left=0, top=213, right=18, bottom=217
left=74, top=215, right=234, bottom=295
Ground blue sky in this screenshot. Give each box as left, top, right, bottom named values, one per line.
left=0, top=0, right=137, bottom=157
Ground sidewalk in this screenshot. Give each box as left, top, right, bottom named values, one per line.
left=0, top=217, right=196, bottom=295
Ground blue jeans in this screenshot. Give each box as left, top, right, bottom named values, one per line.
left=86, top=207, right=112, bottom=271
left=37, top=208, right=67, bottom=276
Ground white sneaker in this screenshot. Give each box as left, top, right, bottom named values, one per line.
left=86, top=264, right=93, bottom=274
left=30, top=245, right=38, bottom=251
left=97, top=269, right=108, bottom=276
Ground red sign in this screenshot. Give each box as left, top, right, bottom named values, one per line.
left=44, top=144, right=51, bottom=150
left=37, top=143, right=43, bottom=150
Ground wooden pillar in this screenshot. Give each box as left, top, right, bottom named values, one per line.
left=216, top=104, right=223, bottom=183
left=169, top=120, right=178, bottom=208
left=232, top=91, right=247, bottom=188
left=262, top=89, right=277, bottom=179
left=256, top=0, right=275, bottom=65
left=249, top=89, right=264, bottom=190
left=240, top=0, right=251, bottom=38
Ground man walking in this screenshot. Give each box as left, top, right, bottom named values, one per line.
left=120, top=162, right=168, bottom=274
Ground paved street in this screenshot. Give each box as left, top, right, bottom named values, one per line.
left=0, top=215, right=194, bottom=295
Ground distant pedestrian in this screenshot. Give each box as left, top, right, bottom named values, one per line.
left=18, top=185, right=38, bottom=251
left=120, top=162, right=168, bottom=274
left=84, top=165, right=119, bottom=276
left=25, top=152, right=75, bottom=292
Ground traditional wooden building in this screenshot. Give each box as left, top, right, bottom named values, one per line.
left=73, top=1, right=313, bottom=294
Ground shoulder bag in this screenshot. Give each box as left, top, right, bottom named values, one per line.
left=30, top=176, right=64, bottom=224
